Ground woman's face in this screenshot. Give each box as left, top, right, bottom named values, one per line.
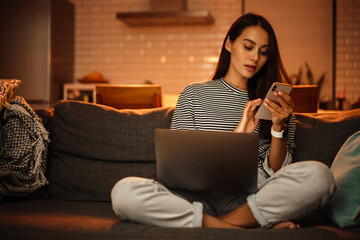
left=225, top=25, right=269, bottom=82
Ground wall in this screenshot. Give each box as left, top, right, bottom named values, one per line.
left=68, top=0, right=241, bottom=96
left=1, top=0, right=74, bottom=108
left=69, top=0, right=360, bottom=106
left=0, top=0, right=52, bottom=102
left=336, top=0, right=360, bottom=107
left=245, top=0, right=333, bottom=103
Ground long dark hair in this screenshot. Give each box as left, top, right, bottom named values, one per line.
left=211, top=13, right=289, bottom=139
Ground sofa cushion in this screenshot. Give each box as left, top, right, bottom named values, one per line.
left=293, top=109, right=360, bottom=167
left=51, top=100, right=174, bottom=163
left=324, top=131, right=360, bottom=228
left=2, top=199, right=360, bottom=240
left=0, top=79, right=21, bottom=112
left=46, top=100, right=174, bottom=201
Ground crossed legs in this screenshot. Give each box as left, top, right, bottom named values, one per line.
left=111, top=161, right=335, bottom=229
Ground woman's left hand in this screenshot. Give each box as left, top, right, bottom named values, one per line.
left=264, top=91, right=294, bottom=128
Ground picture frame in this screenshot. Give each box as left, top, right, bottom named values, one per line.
left=63, top=83, right=96, bottom=103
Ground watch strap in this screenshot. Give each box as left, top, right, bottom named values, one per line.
left=271, top=126, right=284, bottom=138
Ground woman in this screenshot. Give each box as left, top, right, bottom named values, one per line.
left=111, top=13, right=335, bottom=229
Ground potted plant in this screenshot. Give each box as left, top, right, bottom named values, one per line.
left=289, top=62, right=329, bottom=109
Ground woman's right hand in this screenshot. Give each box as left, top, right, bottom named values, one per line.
left=234, top=98, right=262, bottom=133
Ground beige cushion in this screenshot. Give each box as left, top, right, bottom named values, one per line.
left=0, top=79, right=21, bottom=111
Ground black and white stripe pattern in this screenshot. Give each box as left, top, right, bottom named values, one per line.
left=171, top=78, right=296, bottom=176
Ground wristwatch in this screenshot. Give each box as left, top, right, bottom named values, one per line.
left=271, top=126, right=284, bottom=139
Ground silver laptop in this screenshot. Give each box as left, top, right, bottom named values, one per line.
left=155, top=129, right=259, bottom=193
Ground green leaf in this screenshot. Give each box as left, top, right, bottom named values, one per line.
left=317, top=73, right=325, bottom=94
left=298, top=67, right=303, bottom=85
left=305, top=62, right=314, bottom=84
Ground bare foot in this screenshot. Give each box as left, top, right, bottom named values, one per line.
left=272, top=221, right=300, bottom=229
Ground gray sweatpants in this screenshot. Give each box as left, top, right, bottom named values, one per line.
left=111, top=161, right=335, bottom=228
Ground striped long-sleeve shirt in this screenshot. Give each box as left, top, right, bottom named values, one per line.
left=170, top=78, right=296, bottom=184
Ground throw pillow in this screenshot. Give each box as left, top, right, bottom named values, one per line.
left=324, top=130, right=360, bottom=227
left=0, top=96, right=50, bottom=201
left=0, top=79, right=21, bottom=112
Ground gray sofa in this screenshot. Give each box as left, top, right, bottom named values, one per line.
left=1, top=100, right=360, bottom=240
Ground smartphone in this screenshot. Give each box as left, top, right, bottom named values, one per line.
left=254, top=82, right=293, bottom=120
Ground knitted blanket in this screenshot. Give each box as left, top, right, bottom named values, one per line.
left=0, top=96, right=50, bottom=201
